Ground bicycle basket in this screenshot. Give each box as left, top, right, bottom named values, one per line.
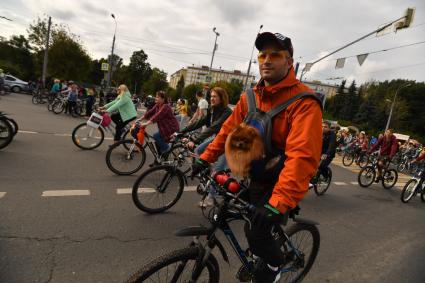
left=131, top=124, right=145, bottom=144
left=101, top=113, right=112, bottom=127
left=87, top=112, right=103, bottom=128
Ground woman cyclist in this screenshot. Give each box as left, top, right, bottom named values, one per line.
left=99, top=84, right=137, bottom=145
left=137, top=91, right=179, bottom=156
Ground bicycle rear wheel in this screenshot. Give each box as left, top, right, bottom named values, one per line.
left=381, top=169, right=398, bottom=189
left=125, top=246, right=219, bottom=283
left=0, top=118, right=13, bottom=149
left=132, top=165, right=184, bottom=213
left=358, top=166, right=376, bottom=187
left=401, top=179, right=418, bottom=203
left=31, top=95, right=39, bottom=104
left=106, top=139, right=146, bottom=175
left=314, top=168, right=332, bottom=196
left=72, top=123, right=104, bottom=150
left=278, top=223, right=320, bottom=283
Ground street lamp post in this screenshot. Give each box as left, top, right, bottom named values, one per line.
left=385, top=83, right=411, bottom=131
left=243, top=25, right=263, bottom=91
left=107, top=14, right=117, bottom=88
left=208, top=27, right=220, bottom=81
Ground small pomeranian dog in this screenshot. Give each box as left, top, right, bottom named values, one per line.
left=225, top=123, right=265, bottom=177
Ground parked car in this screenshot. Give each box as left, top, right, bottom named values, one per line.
left=3, top=75, right=29, bottom=93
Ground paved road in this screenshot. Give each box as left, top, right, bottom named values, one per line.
left=1, top=93, right=424, bottom=283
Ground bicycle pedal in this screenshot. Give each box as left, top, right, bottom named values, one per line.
left=236, top=264, right=252, bottom=282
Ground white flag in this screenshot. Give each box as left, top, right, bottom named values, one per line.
left=335, top=58, right=345, bottom=69
left=304, top=63, right=313, bottom=72
left=357, top=54, right=369, bottom=66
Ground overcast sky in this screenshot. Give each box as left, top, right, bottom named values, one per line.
left=1, top=0, right=424, bottom=85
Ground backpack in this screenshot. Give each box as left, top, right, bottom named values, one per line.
left=244, top=88, right=323, bottom=181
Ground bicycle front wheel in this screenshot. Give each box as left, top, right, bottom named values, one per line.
left=358, top=166, right=376, bottom=187
left=401, top=179, right=418, bottom=203
left=0, top=118, right=13, bottom=150
left=125, top=246, right=219, bottom=283
left=7, top=118, right=18, bottom=136
left=342, top=154, right=354, bottom=166
left=314, top=168, right=332, bottom=196
left=278, top=223, right=320, bottom=283
left=106, top=139, right=146, bottom=175
left=132, top=165, right=184, bottom=213
left=72, top=123, right=104, bottom=150
left=382, top=169, right=398, bottom=189
left=52, top=101, right=65, bottom=114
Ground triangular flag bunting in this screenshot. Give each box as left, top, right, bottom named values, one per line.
left=335, top=58, right=345, bottom=69
left=304, top=63, right=313, bottom=72
left=357, top=53, right=369, bottom=66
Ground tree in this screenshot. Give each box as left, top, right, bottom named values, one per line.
left=47, top=30, right=91, bottom=81
left=211, top=80, right=243, bottom=104
left=127, top=49, right=152, bottom=92
left=183, top=83, right=203, bottom=105
left=143, top=68, right=168, bottom=95
left=0, top=35, right=35, bottom=80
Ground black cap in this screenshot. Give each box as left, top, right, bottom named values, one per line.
left=255, top=32, right=293, bottom=57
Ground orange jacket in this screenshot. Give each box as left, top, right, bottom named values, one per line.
left=200, top=67, right=323, bottom=213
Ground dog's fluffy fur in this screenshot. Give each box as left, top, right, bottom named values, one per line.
left=225, top=123, right=264, bottom=177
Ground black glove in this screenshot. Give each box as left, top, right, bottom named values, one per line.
left=252, top=204, right=282, bottom=230
left=191, top=158, right=209, bottom=177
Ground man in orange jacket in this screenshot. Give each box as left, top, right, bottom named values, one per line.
left=192, top=32, right=322, bottom=282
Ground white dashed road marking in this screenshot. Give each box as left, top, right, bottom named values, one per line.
left=333, top=182, right=348, bottom=186
left=350, top=181, right=358, bottom=185
left=117, top=186, right=198, bottom=194
left=19, top=130, right=38, bottom=134
left=42, top=190, right=91, bottom=197
left=0, top=192, right=6, bottom=198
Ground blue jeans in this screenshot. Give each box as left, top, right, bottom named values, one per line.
left=153, top=132, right=170, bottom=155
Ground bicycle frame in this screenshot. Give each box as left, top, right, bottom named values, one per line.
left=175, top=174, right=316, bottom=281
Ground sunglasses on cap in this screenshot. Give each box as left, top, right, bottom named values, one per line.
left=257, top=50, right=289, bottom=64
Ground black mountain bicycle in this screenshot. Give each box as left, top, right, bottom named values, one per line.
left=310, top=159, right=333, bottom=196
left=126, top=170, right=320, bottom=283
left=357, top=154, right=398, bottom=189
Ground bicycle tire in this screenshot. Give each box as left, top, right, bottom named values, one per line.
left=31, top=95, right=39, bottom=104
left=358, top=166, right=376, bottom=188
left=106, top=139, right=146, bottom=175
left=0, top=118, right=14, bottom=150
left=6, top=118, right=18, bottom=136
left=278, top=223, right=320, bottom=283
left=357, top=154, right=368, bottom=169
left=400, top=179, right=418, bottom=203
left=132, top=165, right=185, bottom=213
left=421, top=187, right=425, bottom=202
left=397, top=162, right=406, bottom=173
left=52, top=101, right=65, bottom=114
left=342, top=154, right=354, bottom=166
left=72, top=123, right=104, bottom=150
left=382, top=169, right=398, bottom=189
left=314, top=167, right=332, bottom=196
left=125, top=246, right=219, bottom=283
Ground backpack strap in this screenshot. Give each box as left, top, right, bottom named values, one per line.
left=246, top=88, right=257, bottom=113
left=267, top=92, right=323, bottom=118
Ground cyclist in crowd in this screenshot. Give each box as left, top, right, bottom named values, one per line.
left=66, top=83, right=79, bottom=116
left=188, top=90, right=209, bottom=125
left=367, top=128, right=398, bottom=182
left=85, top=88, right=96, bottom=117
left=177, top=87, right=233, bottom=207
left=99, top=84, right=137, bottom=145
left=319, top=120, right=336, bottom=179
left=50, top=79, right=61, bottom=98
left=191, top=32, right=322, bottom=283
left=174, top=98, right=190, bottom=130
left=137, top=90, right=179, bottom=156
left=0, top=68, right=5, bottom=93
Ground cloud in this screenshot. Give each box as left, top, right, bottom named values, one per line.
left=81, top=3, right=108, bottom=16
left=208, top=0, right=264, bottom=25
left=47, top=9, right=76, bottom=21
